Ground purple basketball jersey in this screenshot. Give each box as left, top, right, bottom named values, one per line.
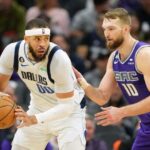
left=113, top=41, right=150, bottom=125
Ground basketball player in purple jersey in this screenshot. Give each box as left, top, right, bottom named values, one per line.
left=74, top=8, right=150, bottom=150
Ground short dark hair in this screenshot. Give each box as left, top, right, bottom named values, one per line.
left=25, top=18, right=49, bottom=30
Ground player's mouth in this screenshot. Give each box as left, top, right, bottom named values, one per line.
left=37, top=48, right=46, bottom=55
left=107, top=38, right=113, bottom=42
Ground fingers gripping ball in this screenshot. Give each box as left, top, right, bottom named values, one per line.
left=0, top=93, right=16, bottom=129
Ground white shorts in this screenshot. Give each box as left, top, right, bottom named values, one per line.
left=12, top=109, right=86, bottom=150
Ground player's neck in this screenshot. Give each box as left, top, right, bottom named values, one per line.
left=119, top=36, right=137, bottom=61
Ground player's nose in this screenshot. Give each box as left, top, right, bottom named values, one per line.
left=39, top=40, right=46, bottom=47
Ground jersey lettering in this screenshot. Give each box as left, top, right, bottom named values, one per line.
left=115, top=71, right=138, bottom=82
left=21, top=71, right=47, bottom=85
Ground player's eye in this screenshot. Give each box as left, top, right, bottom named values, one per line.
left=34, top=37, right=40, bottom=41
left=44, top=37, right=49, bottom=41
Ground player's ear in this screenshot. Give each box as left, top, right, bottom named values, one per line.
left=24, top=36, right=29, bottom=43
left=123, top=25, right=130, bottom=33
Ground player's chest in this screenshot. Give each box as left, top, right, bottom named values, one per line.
left=17, top=54, right=52, bottom=85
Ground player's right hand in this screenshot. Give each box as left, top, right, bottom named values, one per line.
left=72, top=66, right=83, bottom=79
left=72, top=67, right=89, bottom=90
left=15, top=106, right=37, bottom=128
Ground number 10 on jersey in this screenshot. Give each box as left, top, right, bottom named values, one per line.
left=122, top=83, right=138, bottom=96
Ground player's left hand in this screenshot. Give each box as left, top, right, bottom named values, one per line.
left=95, top=106, right=123, bottom=126
left=15, top=106, right=37, bottom=128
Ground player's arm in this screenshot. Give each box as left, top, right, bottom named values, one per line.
left=0, top=74, right=12, bottom=101
left=75, top=52, right=117, bottom=106
left=119, top=47, right=150, bottom=117
left=0, top=74, right=11, bottom=91
left=0, top=44, right=15, bottom=91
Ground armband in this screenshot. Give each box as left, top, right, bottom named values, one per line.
left=35, top=93, right=78, bottom=123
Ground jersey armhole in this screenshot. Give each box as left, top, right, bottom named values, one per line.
left=13, top=41, right=22, bottom=72
left=47, top=46, right=61, bottom=83
left=135, top=45, right=150, bottom=74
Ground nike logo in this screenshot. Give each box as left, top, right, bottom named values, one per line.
left=21, top=64, right=28, bottom=67
left=129, top=58, right=133, bottom=61
left=114, top=61, right=118, bottom=64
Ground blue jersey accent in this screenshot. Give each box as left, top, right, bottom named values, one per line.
left=13, top=40, right=22, bottom=72
left=47, top=46, right=60, bottom=84
left=113, top=41, right=150, bottom=124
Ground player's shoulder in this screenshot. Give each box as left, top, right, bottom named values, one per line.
left=137, top=43, right=150, bottom=58
left=50, top=42, right=69, bottom=61
left=136, top=42, right=150, bottom=73
left=4, top=42, right=17, bottom=51
left=108, top=51, right=116, bottom=62
left=3, top=40, right=24, bottom=53
left=2, top=42, right=17, bottom=58
left=136, top=43, right=150, bottom=66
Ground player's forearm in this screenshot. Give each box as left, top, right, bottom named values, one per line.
left=120, top=96, right=150, bottom=118
left=79, top=77, right=108, bottom=106
left=84, top=85, right=108, bottom=106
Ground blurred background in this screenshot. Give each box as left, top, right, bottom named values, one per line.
left=0, top=0, right=149, bottom=149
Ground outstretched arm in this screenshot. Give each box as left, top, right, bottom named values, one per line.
left=74, top=52, right=117, bottom=106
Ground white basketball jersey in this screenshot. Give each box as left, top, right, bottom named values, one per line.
left=0, top=40, right=85, bottom=112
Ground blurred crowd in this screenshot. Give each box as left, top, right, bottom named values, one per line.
left=0, top=0, right=150, bottom=150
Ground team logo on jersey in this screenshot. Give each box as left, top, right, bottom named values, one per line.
left=115, top=71, right=138, bottom=81
left=21, top=71, right=48, bottom=85
left=40, top=67, right=47, bottom=72
left=19, top=57, right=25, bottom=63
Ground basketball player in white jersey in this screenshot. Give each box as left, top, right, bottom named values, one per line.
left=0, top=19, right=86, bottom=150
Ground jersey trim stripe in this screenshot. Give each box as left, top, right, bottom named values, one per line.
left=13, top=40, right=22, bottom=72
left=47, top=46, right=61, bottom=83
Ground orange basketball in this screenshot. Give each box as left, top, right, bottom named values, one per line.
left=0, top=93, right=16, bottom=129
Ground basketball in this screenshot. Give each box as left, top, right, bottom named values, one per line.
left=0, top=93, right=16, bottom=129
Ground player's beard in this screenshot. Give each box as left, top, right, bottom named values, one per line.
left=28, top=44, right=49, bottom=62
left=106, top=36, right=124, bottom=50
